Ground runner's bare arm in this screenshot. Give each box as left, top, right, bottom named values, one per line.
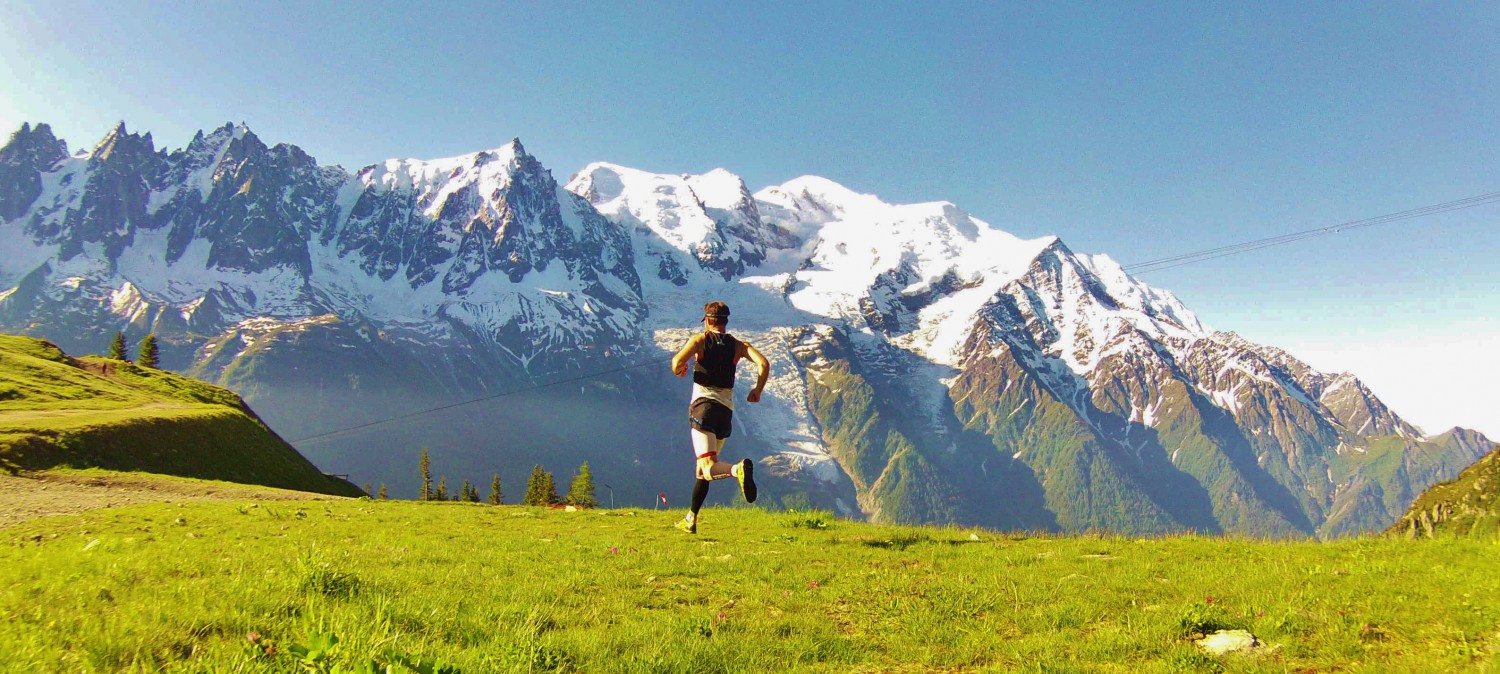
left=743, top=342, right=770, bottom=402
left=671, top=334, right=703, bottom=377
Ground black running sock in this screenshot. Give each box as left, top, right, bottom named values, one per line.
left=690, top=478, right=710, bottom=516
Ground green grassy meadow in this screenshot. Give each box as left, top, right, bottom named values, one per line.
left=4, top=496, right=1498, bottom=673
left=0, top=335, right=359, bottom=496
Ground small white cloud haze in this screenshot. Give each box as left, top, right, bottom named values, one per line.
left=1284, top=331, right=1498, bottom=440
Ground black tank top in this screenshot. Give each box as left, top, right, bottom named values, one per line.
left=693, top=332, right=739, bottom=389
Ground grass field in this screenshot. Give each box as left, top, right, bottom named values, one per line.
left=3, top=495, right=1497, bottom=673
left=0, top=334, right=360, bottom=496
left=0, top=468, right=348, bottom=529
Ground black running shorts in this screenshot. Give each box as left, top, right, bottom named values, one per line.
left=689, top=397, right=733, bottom=439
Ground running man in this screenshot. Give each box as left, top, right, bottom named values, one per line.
left=670, top=301, right=769, bottom=534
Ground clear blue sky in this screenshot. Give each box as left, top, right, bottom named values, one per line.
left=2, top=1, right=1497, bottom=437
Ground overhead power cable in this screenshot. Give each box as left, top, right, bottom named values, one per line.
left=1123, top=190, right=1500, bottom=274
left=289, top=354, right=669, bottom=445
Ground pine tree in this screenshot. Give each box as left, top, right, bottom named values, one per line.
left=489, top=472, right=503, bottom=505
left=137, top=333, right=160, bottom=368
left=107, top=332, right=128, bottom=361
left=363, top=482, right=373, bottom=497
left=377, top=484, right=388, bottom=500
left=525, top=465, right=559, bottom=506
left=525, top=465, right=544, bottom=506
left=566, top=461, right=597, bottom=508
left=435, top=476, right=449, bottom=501
left=463, top=480, right=480, bottom=503
left=419, top=448, right=432, bottom=501
left=542, top=470, right=558, bottom=505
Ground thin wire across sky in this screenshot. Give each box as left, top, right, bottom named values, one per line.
left=1124, top=191, right=1500, bottom=274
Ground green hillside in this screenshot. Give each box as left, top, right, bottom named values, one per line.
left=0, top=334, right=360, bottom=496
left=3, top=501, right=1497, bottom=672
left=1390, top=443, right=1500, bottom=539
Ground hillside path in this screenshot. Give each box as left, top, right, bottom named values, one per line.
left=0, top=401, right=200, bottom=422
left=0, top=471, right=342, bottom=528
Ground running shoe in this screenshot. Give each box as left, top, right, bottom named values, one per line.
left=674, top=514, right=697, bottom=534
left=736, top=458, right=757, bottom=503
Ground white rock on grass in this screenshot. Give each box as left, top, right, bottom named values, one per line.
left=1196, top=629, right=1261, bottom=655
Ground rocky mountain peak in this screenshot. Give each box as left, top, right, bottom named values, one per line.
left=758, top=175, right=880, bottom=212
left=89, top=121, right=156, bottom=163
left=685, top=168, right=751, bottom=207
left=0, top=122, right=71, bottom=222
left=1310, top=372, right=1419, bottom=437
left=564, top=163, right=793, bottom=284
left=2, top=122, right=69, bottom=168
left=1229, top=342, right=1421, bottom=438
left=1438, top=427, right=1494, bottom=450
left=183, top=122, right=250, bottom=154
left=566, top=162, right=628, bottom=203
left=754, top=175, right=887, bottom=238
left=357, top=138, right=527, bottom=204
left=31, top=122, right=167, bottom=262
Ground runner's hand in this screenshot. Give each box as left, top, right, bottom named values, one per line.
left=747, top=387, right=763, bottom=403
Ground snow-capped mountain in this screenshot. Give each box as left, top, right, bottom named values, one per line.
left=0, top=121, right=1490, bottom=536
left=0, top=122, right=643, bottom=379
left=567, top=163, right=798, bottom=287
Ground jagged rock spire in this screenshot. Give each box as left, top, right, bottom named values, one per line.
left=0, top=121, right=70, bottom=221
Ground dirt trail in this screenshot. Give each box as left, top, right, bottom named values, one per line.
left=0, top=471, right=344, bottom=528
left=0, top=401, right=200, bottom=422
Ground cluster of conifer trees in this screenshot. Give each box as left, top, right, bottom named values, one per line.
left=106, top=331, right=160, bottom=368
left=395, top=448, right=595, bottom=507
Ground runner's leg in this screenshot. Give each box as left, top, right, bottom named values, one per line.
left=695, top=429, right=735, bottom=480
left=686, top=428, right=721, bottom=529
left=689, top=477, right=710, bottom=518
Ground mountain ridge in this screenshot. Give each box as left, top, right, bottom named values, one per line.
left=0, top=120, right=1485, bottom=536
left=1389, top=436, right=1500, bottom=538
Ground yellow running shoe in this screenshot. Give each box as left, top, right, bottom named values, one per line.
left=736, top=459, right=757, bottom=503
left=674, top=514, right=697, bottom=534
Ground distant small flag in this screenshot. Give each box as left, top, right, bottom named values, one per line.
left=658, top=493, right=668, bottom=507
